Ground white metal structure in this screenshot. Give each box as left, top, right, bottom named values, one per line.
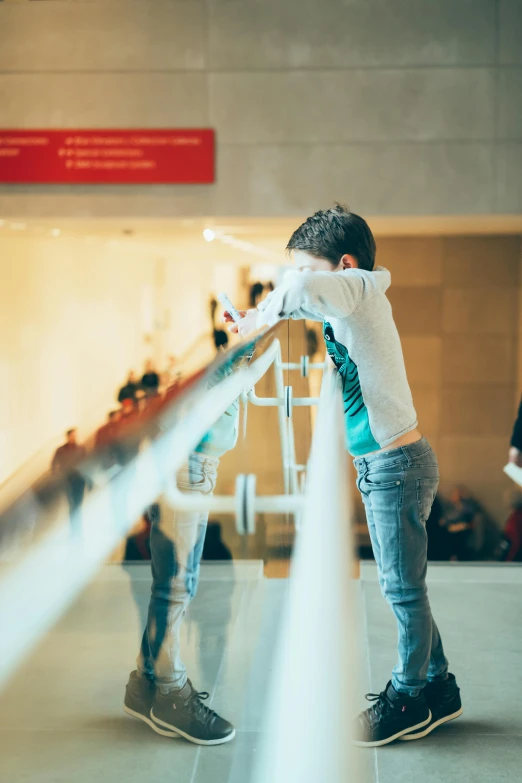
left=252, top=367, right=363, bottom=783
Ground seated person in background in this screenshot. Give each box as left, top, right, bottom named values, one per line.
left=124, top=512, right=153, bottom=561
left=202, top=521, right=232, bottom=561
left=118, top=371, right=140, bottom=404
left=498, top=492, right=522, bottom=562
left=141, top=360, right=160, bottom=397
left=443, top=485, right=481, bottom=561
left=51, top=428, right=87, bottom=530
left=425, top=494, right=451, bottom=561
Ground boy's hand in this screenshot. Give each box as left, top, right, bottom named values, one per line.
left=223, top=308, right=258, bottom=337
left=223, top=309, right=247, bottom=324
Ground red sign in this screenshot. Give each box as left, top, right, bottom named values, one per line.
left=0, top=129, right=215, bottom=184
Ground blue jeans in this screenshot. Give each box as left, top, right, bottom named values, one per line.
left=137, top=452, right=219, bottom=691
left=354, top=437, right=448, bottom=697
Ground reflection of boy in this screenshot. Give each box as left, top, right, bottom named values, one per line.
left=231, top=206, right=462, bottom=747
left=124, top=401, right=239, bottom=746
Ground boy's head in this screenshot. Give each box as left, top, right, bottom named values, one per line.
left=286, top=205, right=376, bottom=273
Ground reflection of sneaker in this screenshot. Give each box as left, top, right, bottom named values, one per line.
left=151, top=679, right=235, bottom=746
left=399, top=673, right=463, bottom=741
left=123, top=671, right=177, bottom=737
left=354, top=681, right=431, bottom=747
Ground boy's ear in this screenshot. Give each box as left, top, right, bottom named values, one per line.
left=340, top=254, right=358, bottom=269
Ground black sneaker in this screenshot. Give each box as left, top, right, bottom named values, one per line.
left=354, top=681, right=431, bottom=747
left=399, top=673, right=463, bottom=741
left=150, top=679, right=235, bottom=746
left=123, top=670, right=178, bottom=737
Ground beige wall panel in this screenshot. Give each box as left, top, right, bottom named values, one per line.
left=409, top=387, right=440, bottom=438
left=497, top=70, right=522, bottom=140
left=208, top=0, right=495, bottom=69
left=401, top=337, right=442, bottom=387
left=441, top=336, right=515, bottom=385
left=387, top=288, right=442, bottom=336
left=499, top=0, right=522, bottom=65
left=209, top=69, right=495, bottom=144
left=442, top=288, right=518, bottom=335
left=0, top=73, right=209, bottom=127
left=0, top=187, right=213, bottom=218
left=0, top=1, right=206, bottom=71
left=495, top=144, right=522, bottom=213
left=213, top=143, right=495, bottom=216
left=441, top=387, right=516, bottom=437
left=378, top=238, right=443, bottom=286
left=443, top=236, right=521, bottom=286
left=438, top=436, right=509, bottom=485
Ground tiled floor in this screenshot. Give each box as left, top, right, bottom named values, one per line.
left=360, top=562, right=522, bottom=783
left=1, top=561, right=520, bottom=782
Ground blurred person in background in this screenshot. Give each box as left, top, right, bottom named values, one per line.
left=209, top=295, right=229, bottom=353
left=123, top=397, right=239, bottom=746
left=124, top=510, right=153, bottom=562
left=425, top=494, right=451, bottom=561
left=202, top=521, right=232, bottom=561
left=141, top=359, right=160, bottom=397
left=118, top=371, right=140, bottom=405
left=249, top=281, right=264, bottom=307
left=51, top=428, right=87, bottom=532
left=443, top=485, right=481, bottom=562
left=497, top=491, right=522, bottom=563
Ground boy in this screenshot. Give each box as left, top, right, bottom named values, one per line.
left=228, top=205, right=462, bottom=747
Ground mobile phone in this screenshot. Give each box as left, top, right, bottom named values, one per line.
left=217, top=292, right=242, bottom=323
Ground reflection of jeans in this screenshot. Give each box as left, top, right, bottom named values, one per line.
left=137, top=452, right=219, bottom=691
left=66, top=475, right=85, bottom=532
left=354, top=437, right=448, bottom=696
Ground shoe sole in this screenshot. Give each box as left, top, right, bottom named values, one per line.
left=353, top=711, right=432, bottom=748
left=150, top=709, right=236, bottom=746
left=398, top=707, right=463, bottom=741
left=123, top=705, right=179, bottom=738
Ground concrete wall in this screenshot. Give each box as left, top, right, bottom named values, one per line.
left=381, top=233, right=521, bottom=524
left=0, top=0, right=521, bottom=218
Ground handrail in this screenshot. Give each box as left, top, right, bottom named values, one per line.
left=252, top=366, right=363, bottom=783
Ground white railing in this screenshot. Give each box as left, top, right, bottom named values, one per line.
left=252, top=366, right=364, bottom=783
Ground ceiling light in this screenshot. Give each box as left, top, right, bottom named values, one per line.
left=203, top=228, right=215, bottom=242
left=50, top=228, right=61, bottom=237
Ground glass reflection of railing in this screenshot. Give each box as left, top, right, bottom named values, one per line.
left=0, top=326, right=308, bottom=683
left=0, top=322, right=363, bottom=782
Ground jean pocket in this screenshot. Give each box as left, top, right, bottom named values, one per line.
left=416, top=477, right=439, bottom=525
left=364, top=472, right=402, bottom=491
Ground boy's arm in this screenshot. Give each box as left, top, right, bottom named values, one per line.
left=256, top=270, right=363, bottom=328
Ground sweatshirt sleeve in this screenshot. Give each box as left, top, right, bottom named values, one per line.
left=256, top=269, right=363, bottom=328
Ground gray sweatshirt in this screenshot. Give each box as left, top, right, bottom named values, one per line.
left=256, top=266, right=417, bottom=457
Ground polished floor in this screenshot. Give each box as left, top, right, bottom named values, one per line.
left=0, top=562, right=520, bottom=782
left=360, top=562, right=522, bottom=783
